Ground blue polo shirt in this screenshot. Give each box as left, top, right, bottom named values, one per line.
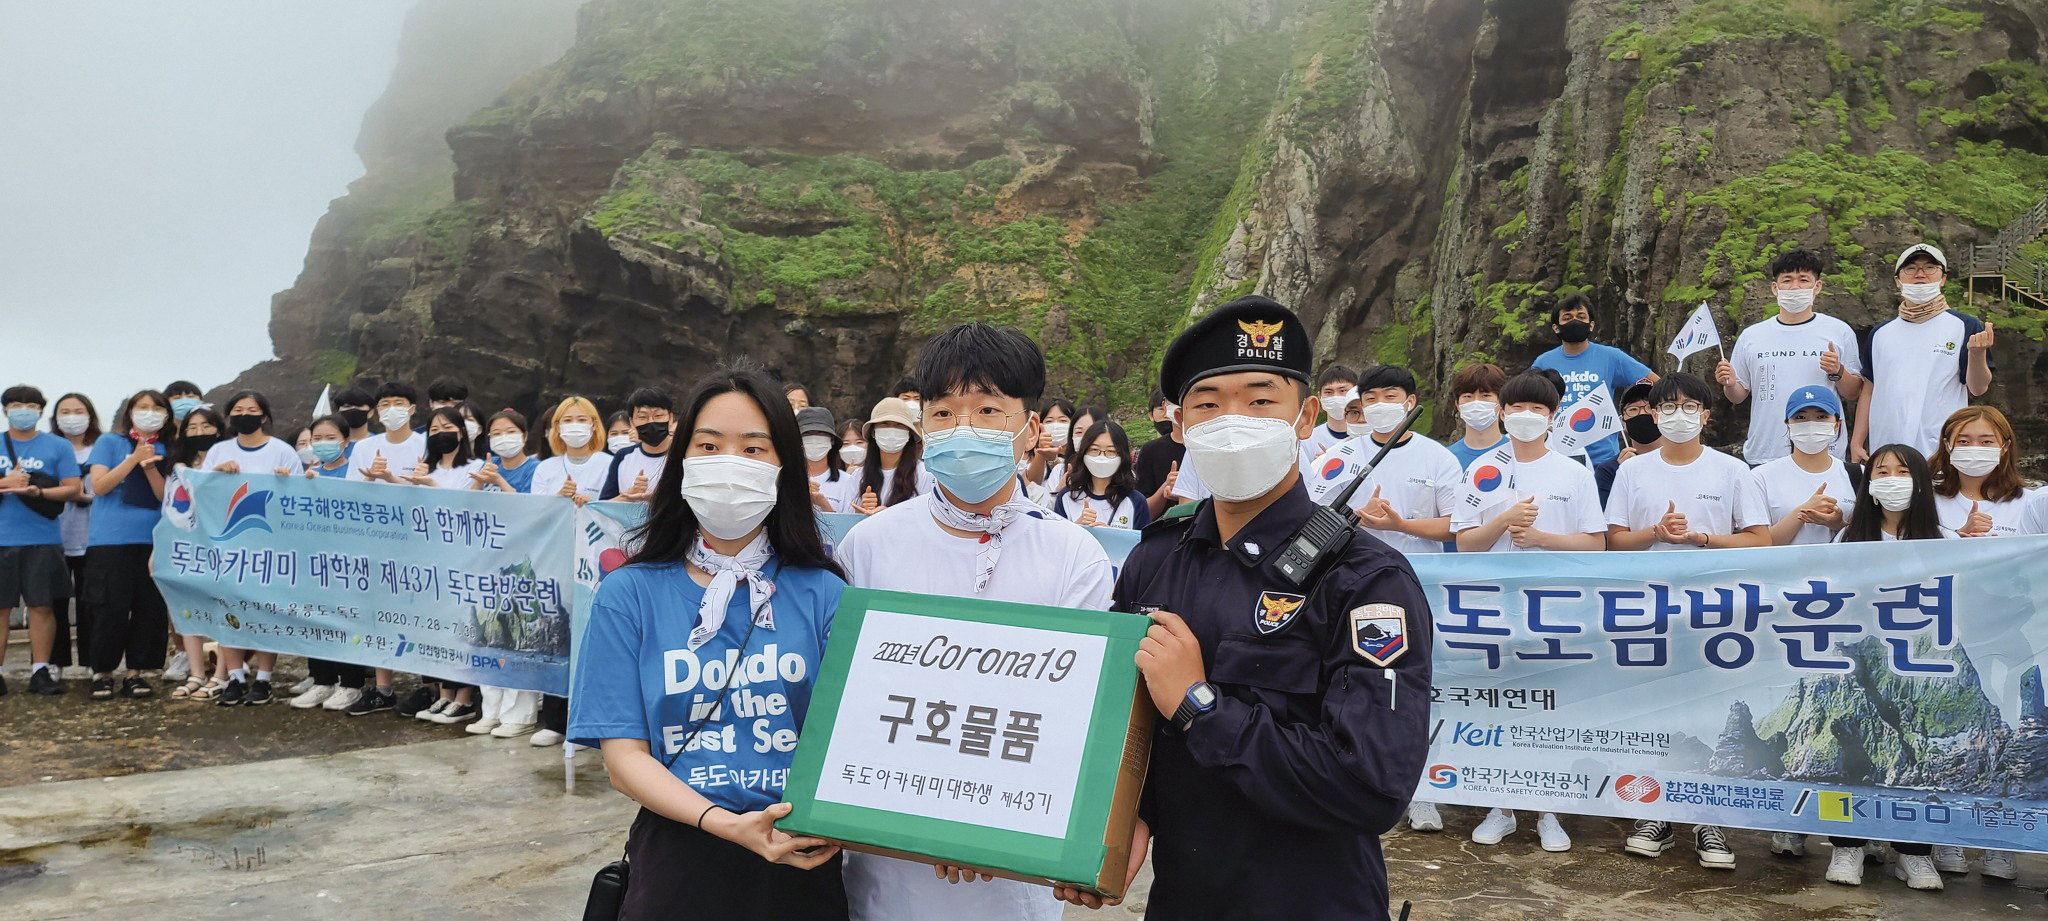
left=0, top=432, right=82, bottom=547
left=85, top=435, right=167, bottom=546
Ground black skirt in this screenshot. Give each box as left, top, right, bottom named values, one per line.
left=620, top=807, right=848, bottom=921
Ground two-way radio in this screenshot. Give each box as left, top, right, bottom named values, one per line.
left=1272, top=404, right=1426, bottom=588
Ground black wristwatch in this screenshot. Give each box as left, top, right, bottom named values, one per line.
left=1173, top=682, right=1219, bottom=732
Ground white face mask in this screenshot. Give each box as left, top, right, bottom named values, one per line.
left=559, top=422, right=594, bottom=449
left=1043, top=422, right=1071, bottom=446
left=839, top=444, right=867, bottom=466
left=1787, top=420, right=1837, bottom=455
left=1318, top=392, right=1354, bottom=421
left=1949, top=445, right=2001, bottom=478
left=903, top=400, right=921, bottom=417
left=297, top=446, right=318, bottom=466
left=1183, top=412, right=1302, bottom=502
left=1900, top=282, right=1944, bottom=305
left=607, top=434, right=636, bottom=453
left=1775, top=287, right=1816, bottom=315
left=1869, top=475, right=1915, bottom=512
left=1458, top=400, right=1499, bottom=432
left=464, top=419, right=481, bottom=439
left=1656, top=407, right=1703, bottom=444
left=378, top=406, right=412, bottom=431
left=490, top=434, right=526, bottom=459
left=873, top=427, right=911, bottom=454
left=57, top=413, right=90, bottom=436
left=1083, top=454, right=1121, bottom=479
left=802, top=435, right=833, bottom=463
left=1502, top=410, right=1551, bottom=444
left=1071, top=427, right=1089, bottom=452
left=131, top=409, right=168, bottom=434
left=680, top=455, right=781, bottom=541
left=1360, top=401, right=1409, bottom=435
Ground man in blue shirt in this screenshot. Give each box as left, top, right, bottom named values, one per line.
left=1531, top=294, right=1658, bottom=469
left=0, top=385, right=85, bottom=696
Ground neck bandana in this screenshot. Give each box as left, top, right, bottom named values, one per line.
left=1899, top=292, right=1949, bottom=324
left=926, top=490, right=1040, bottom=594
left=685, top=533, right=776, bottom=650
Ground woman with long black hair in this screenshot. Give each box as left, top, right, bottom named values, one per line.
left=569, top=366, right=849, bottom=920
left=1047, top=419, right=1149, bottom=529
left=82, top=390, right=168, bottom=700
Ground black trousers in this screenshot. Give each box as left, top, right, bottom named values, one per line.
left=51, top=553, right=90, bottom=667
left=619, top=807, right=847, bottom=921
left=1828, top=837, right=1932, bottom=855
left=308, top=658, right=366, bottom=688
left=84, top=545, right=169, bottom=673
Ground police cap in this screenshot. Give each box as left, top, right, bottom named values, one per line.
left=1159, top=296, right=1313, bottom=403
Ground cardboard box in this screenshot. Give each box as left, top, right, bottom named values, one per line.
left=778, top=588, right=1154, bottom=898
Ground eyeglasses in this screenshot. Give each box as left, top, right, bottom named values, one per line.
left=1655, top=401, right=1706, bottom=415
left=1621, top=405, right=1651, bottom=419
left=923, top=406, right=1025, bottom=433
left=1898, top=264, right=1944, bottom=279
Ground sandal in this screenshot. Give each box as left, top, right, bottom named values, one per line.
left=171, top=676, right=206, bottom=699
left=124, top=676, right=155, bottom=699
left=186, top=678, right=226, bottom=701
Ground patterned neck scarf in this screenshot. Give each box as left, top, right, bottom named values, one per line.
left=926, top=490, right=1040, bottom=594
left=1899, top=293, right=1949, bottom=324
left=685, top=533, right=775, bottom=650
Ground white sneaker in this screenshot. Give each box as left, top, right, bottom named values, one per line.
left=289, top=676, right=317, bottom=695
left=1825, top=846, right=1864, bottom=885
left=1770, top=832, right=1807, bottom=858
left=1980, top=849, right=2018, bottom=879
left=289, top=684, right=335, bottom=709
left=1535, top=813, right=1571, bottom=852
left=1471, top=809, right=1517, bottom=845
left=466, top=717, right=502, bottom=735
left=1407, top=801, right=1443, bottom=832
left=530, top=729, right=564, bottom=747
left=163, top=651, right=190, bottom=682
left=1895, top=854, right=1944, bottom=890
left=1931, top=844, right=1968, bottom=874
left=321, top=687, right=363, bottom=712
left=491, top=721, right=538, bottom=738
left=414, top=699, right=451, bottom=721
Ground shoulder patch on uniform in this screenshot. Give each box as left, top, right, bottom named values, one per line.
left=1253, top=591, right=1306, bottom=634
left=1161, top=499, right=1202, bottom=521
left=1350, top=603, right=1408, bottom=665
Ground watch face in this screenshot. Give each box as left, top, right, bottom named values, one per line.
left=1192, top=684, right=1218, bottom=707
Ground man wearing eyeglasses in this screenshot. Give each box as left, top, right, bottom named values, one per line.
left=1851, top=244, right=1995, bottom=462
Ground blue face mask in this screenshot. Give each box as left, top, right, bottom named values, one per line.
left=310, top=441, right=345, bottom=464
left=6, top=407, right=41, bottom=431
left=923, top=424, right=1025, bottom=504
left=171, top=397, right=201, bottom=421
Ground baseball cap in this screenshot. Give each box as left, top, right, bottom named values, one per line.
left=1783, top=384, right=1842, bottom=420
left=1894, top=243, right=1947, bottom=274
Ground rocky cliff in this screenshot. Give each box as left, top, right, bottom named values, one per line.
left=232, top=0, right=2048, bottom=451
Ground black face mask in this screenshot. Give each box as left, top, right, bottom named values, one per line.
left=1154, top=420, right=1173, bottom=437
left=229, top=414, right=264, bottom=436
left=1624, top=414, right=1662, bottom=446
left=1557, top=320, right=1593, bottom=344
left=427, top=432, right=462, bottom=456
left=635, top=422, right=671, bottom=446
left=339, top=407, right=370, bottom=429
left=182, top=432, right=220, bottom=455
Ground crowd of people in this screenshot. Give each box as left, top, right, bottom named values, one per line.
left=0, top=242, right=2042, bottom=918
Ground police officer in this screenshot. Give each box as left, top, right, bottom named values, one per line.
left=1056, top=296, right=1433, bottom=920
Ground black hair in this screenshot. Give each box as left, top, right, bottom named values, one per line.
left=222, top=390, right=274, bottom=433
left=891, top=376, right=920, bottom=398
left=529, top=403, right=558, bottom=459
left=426, top=377, right=469, bottom=403
left=1647, top=373, right=1714, bottom=409
left=1536, top=368, right=1568, bottom=397
left=333, top=386, right=371, bottom=408
left=1060, top=420, right=1137, bottom=511
left=860, top=421, right=925, bottom=508
left=373, top=381, right=419, bottom=406
left=1147, top=387, right=1167, bottom=411
left=485, top=408, right=529, bottom=436
left=307, top=413, right=350, bottom=440
left=2, top=385, right=46, bottom=407
left=1768, top=249, right=1825, bottom=279
left=1551, top=292, right=1594, bottom=325
left=626, top=387, right=675, bottom=413
left=52, top=392, right=102, bottom=443
left=1038, top=398, right=1077, bottom=424
left=1841, top=444, right=1943, bottom=542
left=112, top=390, right=170, bottom=438
left=1357, top=365, right=1419, bottom=396
left=606, top=409, right=630, bottom=430
left=1315, top=364, right=1360, bottom=389
left=782, top=380, right=809, bottom=397
left=163, top=381, right=202, bottom=399
left=837, top=417, right=864, bottom=443
left=1498, top=372, right=1562, bottom=411
left=913, top=323, right=1047, bottom=408
left=629, top=366, right=843, bottom=580
left=171, top=408, right=228, bottom=468
left=1065, top=405, right=1105, bottom=464
left=423, top=406, right=475, bottom=468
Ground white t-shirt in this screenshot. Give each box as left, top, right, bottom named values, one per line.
left=526, top=452, right=614, bottom=499
left=2023, top=487, right=2048, bottom=535
left=836, top=498, right=1111, bottom=921
left=1934, top=491, right=2028, bottom=538
left=345, top=431, right=427, bottom=482
left=1304, top=433, right=1462, bottom=556
left=1729, top=312, right=1860, bottom=464
left=1862, top=311, right=1983, bottom=457
left=423, top=460, right=483, bottom=490
left=202, top=437, right=305, bottom=476
left=1749, top=455, right=1858, bottom=546
left=1046, top=490, right=1144, bottom=529
left=808, top=468, right=861, bottom=513
left=1450, top=450, right=1605, bottom=552
left=1305, top=422, right=1351, bottom=456
left=865, top=463, right=937, bottom=506
left=1605, top=447, right=1772, bottom=549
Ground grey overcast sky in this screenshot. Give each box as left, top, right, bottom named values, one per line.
left=0, top=1, right=412, bottom=419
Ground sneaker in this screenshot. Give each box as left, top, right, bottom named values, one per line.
left=466, top=717, right=502, bottom=735
left=394, top=686, right=437, bottom=717
left=1770, top=832, right=1807, bottom=858
left=290, top=684, right=335, bottom=709
left=90, top=676, right=116, bottom=700
left=491, top=721, right=538, bottom=738
left=288, top=676, right=316, bottom=695
left=245, top=679, right=272, bottom=706
left=27, top=666, right=64, bottom=696
left=1535, top=813, right=1571, bottom=852
left=163, top=651, right=190, bottom=682
left=415, top=699, right=452, bottom=721
left=1407, top=801, right=1443, bottom=832
left=428, top=702, right=479, bottom=725
left=1826, top=845, right=1864, bottom=885
left=0, top=674, right=8, bottom=696
left=530, top=728, right=564, bottom=747
left=1694, top=825, right=1735, bottom=870
left=1625, top=820, right=1673, bottom=858
left=322, top=687, right=364, bottom=712
left=121, top=676, right=153, bottom=699
left=345, top=688, right=396, bottom=716
left=1981, top=849, right=2018, bottom=880
left=214, top=678, right=247, bottom=706
left=1471, top=809, right=1517, bottom=845
left=1896, top=854, right=1945, bottom=890
left=1931, top=844, right=1968, bottom=874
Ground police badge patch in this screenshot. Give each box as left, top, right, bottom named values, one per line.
left=1253, top=591, right=1306, bottom=634
left=1349, top=603, right=1407, bottom=665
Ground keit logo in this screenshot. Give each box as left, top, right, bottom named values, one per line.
left=1426, top=764, right=1459, bottom=789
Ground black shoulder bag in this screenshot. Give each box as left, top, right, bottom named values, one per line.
left=5, top=436, right=65, bottom=520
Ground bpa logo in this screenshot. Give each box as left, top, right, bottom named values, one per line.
left=1426, top=764, right=1459, bottom=789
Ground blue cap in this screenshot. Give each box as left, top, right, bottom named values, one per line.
left=1784, top=384, right=1841, bottom=420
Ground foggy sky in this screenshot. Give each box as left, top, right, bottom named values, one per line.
left=0, top=1, right=413, bottom=421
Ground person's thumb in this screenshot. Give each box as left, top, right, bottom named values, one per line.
left=1370, top=485, right=1382, bottom=500
left=1971, top=500, right=1981, bottom=515
left=764, top=802, right=793, bottom=818
left=1827, top=340, right=1837, bottom=353
left=1814, top=483, right=1828, bottom=498
left=1168, top=461, right=1178, bottom=473
left=1667, top=500, right=1676, bottom=514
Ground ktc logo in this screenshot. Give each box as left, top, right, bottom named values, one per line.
left=1614, top=774, right=1662, bottom=804
left=1426, top=764, right=1459, bottom=789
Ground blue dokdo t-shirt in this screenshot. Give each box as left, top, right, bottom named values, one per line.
left=0, top=432, right=83, bottom=547
left=569, top=559, right=842, bottom=813
left=85, top=434, right=168, bottom=546
left=1531, top=343, right=1653, bottom=468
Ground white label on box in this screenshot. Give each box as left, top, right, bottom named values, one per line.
left=815, top=608, right=1108, bottom=838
